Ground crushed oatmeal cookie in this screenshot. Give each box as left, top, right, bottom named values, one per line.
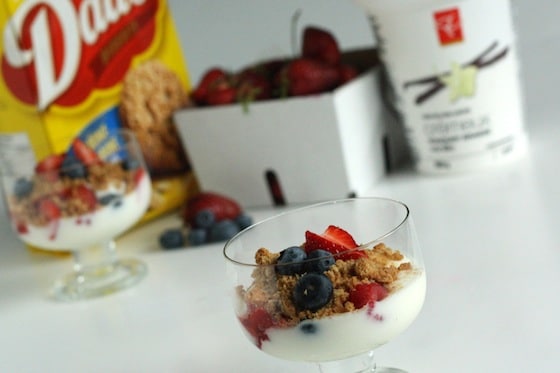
left=8, top=161, right=141, bottom=227
left=242, top=243, right=415, bottom=327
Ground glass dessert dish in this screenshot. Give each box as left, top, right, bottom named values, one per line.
left=223, top=197, right=426, bottom=373
left=1, top=130, right=151, bottom=301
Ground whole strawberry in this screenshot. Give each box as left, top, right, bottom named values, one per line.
left=278, top=58, right=341, bottom=97
left=191, top=68, right=230, bottom=105
left=182, top=191, right=242, bottom=227
left=302, top=26, right=341, bottom=66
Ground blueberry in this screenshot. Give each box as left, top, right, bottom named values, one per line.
left=293, top=273, right=333, bottom=312
left=275, top=246, right=307, bottom=275
left=187, top=228, right=208, bottom=246
left=235, top=213, right=253, bottom=230
left=60, top=156, right=87, bottom=179
left=208, top=219, right=239, bottom=242
left=304, top=249, right=335, bottom=274
left=13, top=177, right=33, bottom=199
left=122, top=158, right=140, bottom=171
left=99, top=194, right=122, bottom=207
left=194, top=209, right=216, bottom=229
left=159, top=228, right=185, bottom=249
left=300, top=322, right=318, bottom=335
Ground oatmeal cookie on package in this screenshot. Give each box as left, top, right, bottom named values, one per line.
left=120, top=60, right=191, bottom=176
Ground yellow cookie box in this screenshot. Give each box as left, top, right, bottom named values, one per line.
left=0, top=0, right=198, bottom=251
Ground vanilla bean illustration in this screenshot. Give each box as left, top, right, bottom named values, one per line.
left=403, top=41, right=509, bottom=104
left=403, top=42, right=498, bottom=88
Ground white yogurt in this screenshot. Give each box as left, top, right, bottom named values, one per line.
left=260, top=270, right=426, bottom=362
left=16, top=174, right=150, bottom=251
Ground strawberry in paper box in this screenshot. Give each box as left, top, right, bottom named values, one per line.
left=0, top=0, right=199, bottom=253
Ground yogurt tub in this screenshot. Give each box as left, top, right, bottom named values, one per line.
left=15, top=173, right=151, bottom=251
left=356, top=0, right=528, bottom=173
left=261, top=270, right=426, bottom=362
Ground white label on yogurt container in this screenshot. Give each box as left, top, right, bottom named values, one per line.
left=371, top=0, right=527, bottom=172
left=0, top=133, right=36, bottom=175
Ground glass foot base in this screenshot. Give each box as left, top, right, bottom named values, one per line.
left=50, top=257, right=147, bottom=301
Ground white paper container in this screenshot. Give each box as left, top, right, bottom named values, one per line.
left=175, top=53, right=393, bottom=207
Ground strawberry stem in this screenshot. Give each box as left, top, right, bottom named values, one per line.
left=291, top=9, right=302, bottom=57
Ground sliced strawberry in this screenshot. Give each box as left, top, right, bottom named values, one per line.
left=349, top=282, right=388, bottom=309
left=72, top=185, right=97, bottom=211
left=71, top=138, right=100, bottom=165
left=239, top=307, right=274, bottom=348
left=35, top=154, right=64, bottom=181
left=302, top=26, right=341, bottom=66
left=182, top=191, right=242, bottom=227
left=304, top=225, right=365, bottom=260
left=133, top=168, right=145, bottom=186
left=38, top=199, right=61, bottom=221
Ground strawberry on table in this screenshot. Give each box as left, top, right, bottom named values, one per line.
left=182, top=191, right=242, bottom=227
left=304, top=225, right=366, bottom=260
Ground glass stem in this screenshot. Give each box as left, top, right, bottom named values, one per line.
left=318, top=351, right=376, bottom=373
left=72, top=240, right=118, bottom=278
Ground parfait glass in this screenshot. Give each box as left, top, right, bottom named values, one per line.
left=1, top=130, right=151, bottom=301
left=223, top=197, right=426, bottom=372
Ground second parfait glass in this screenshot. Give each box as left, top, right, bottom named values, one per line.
left=1, top=130, right=151, bottom=301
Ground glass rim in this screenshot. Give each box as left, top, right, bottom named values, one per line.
left=223, top=196, right=411, bottom=268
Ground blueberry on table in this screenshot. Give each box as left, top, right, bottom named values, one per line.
left=13, top=177, right=33, bottom=199
left=187, top=228, right=208, bottom=246
left=234, top=213, right=253, bottom=230
left=275, top=246, right=307, bottom=275
left=208, top=219, right=239, bottom=242
left=293, top=273, right=333, bottom=312
left=193, top=209, right=216, bottom=229
left=304, top=249, right=335, bottom=274
left=159, top=228, right=185, bottom=249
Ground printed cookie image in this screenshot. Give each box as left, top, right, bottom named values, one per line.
left=119, top=60, right=191, bottom=177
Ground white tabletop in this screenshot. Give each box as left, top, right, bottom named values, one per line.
left=2, top=124, right=559, bottom=373
left=2, top=6, right=560, bottom=373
